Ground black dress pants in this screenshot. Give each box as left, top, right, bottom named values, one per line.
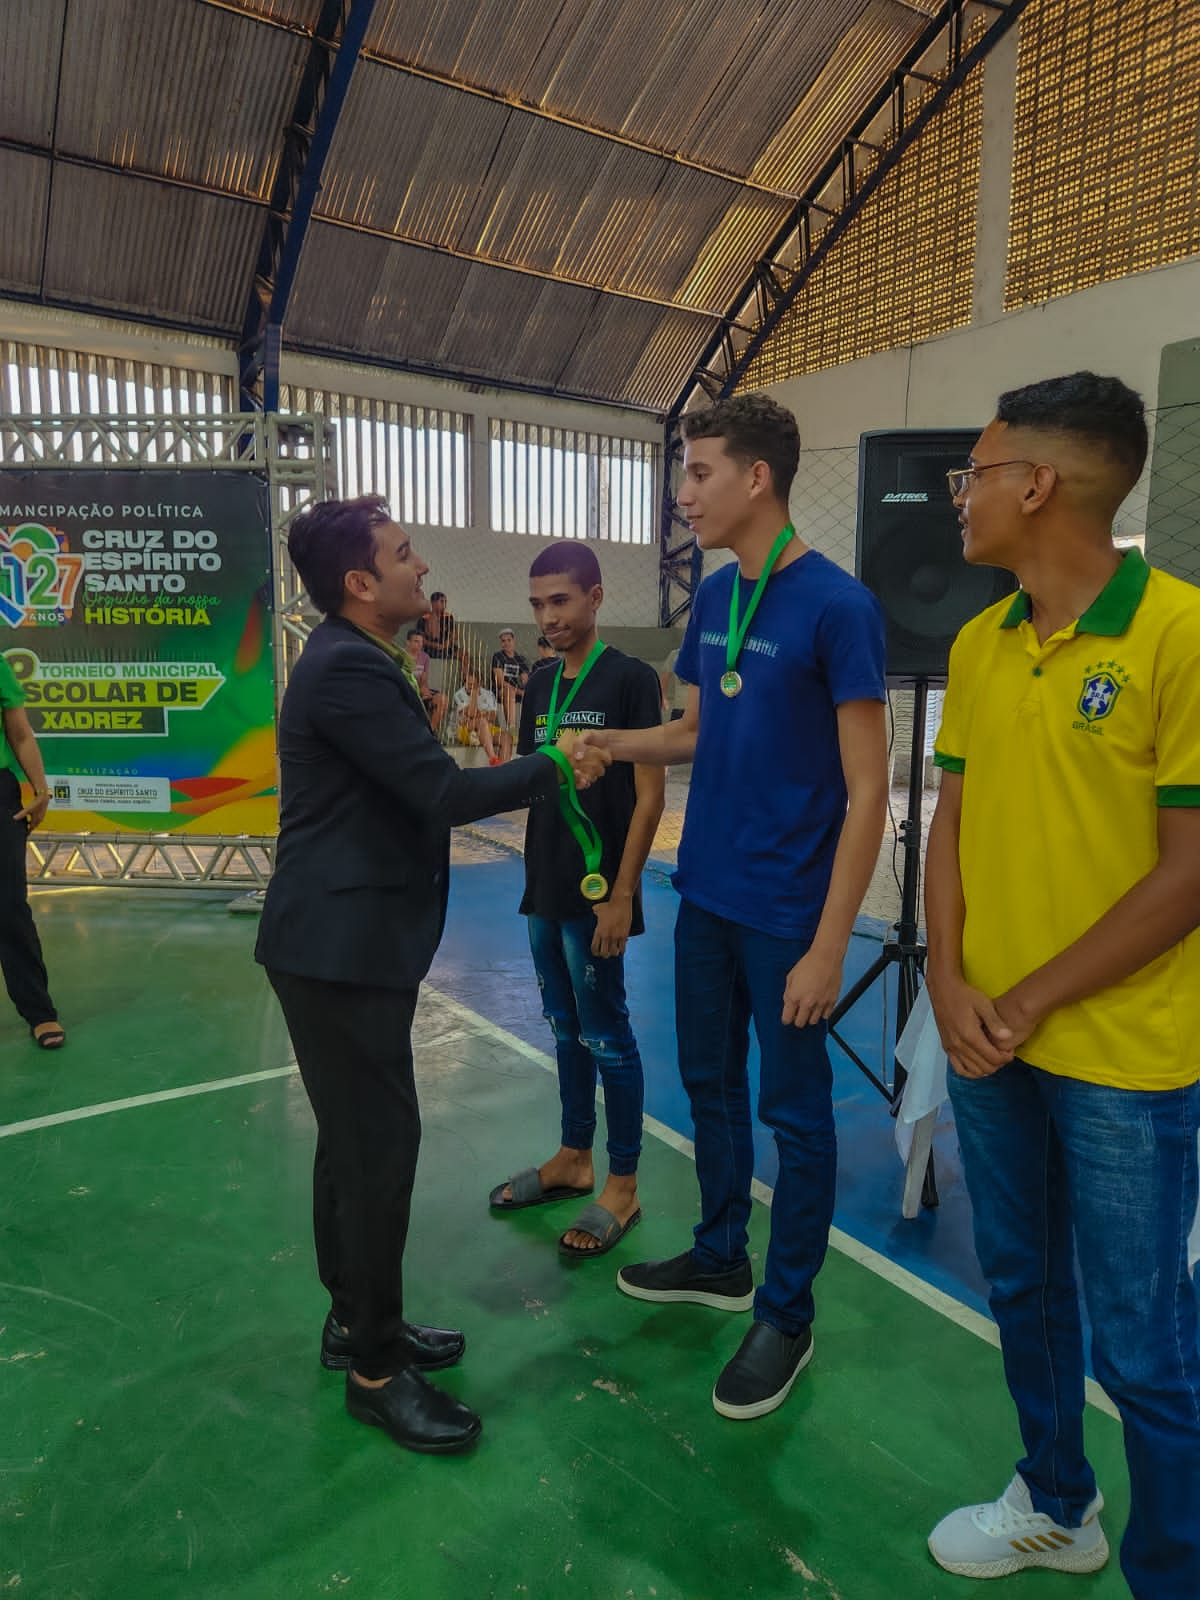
left=0, top=770, right=56, bottom=1029
left=266, top=969, right=421, bottom=1379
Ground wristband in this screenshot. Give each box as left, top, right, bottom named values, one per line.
left=540, top=744, right=573, bottom=785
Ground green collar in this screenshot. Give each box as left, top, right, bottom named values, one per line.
left=999, top=548, right=1150, bottom=636
left=346, top=620, right=420, bottom=692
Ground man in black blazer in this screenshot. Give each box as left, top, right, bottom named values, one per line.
left=256, top=494, right=607, bottom=1454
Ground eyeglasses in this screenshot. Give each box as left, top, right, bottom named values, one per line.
left=946, top=460, right=1035, bottom=497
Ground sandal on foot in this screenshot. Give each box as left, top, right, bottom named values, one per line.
left=489, top=1166, right=593, bottom=1211
left=31, top=1023, right=66, bottom=1050
left=558, top=1203, right=642, bottom=1259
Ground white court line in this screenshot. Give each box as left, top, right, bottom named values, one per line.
left=0, top=1064, right=297, bottom=1140
left=0, top=982, right=1120, bottom=1420
left=424, top=985, right=1120, bottom=1420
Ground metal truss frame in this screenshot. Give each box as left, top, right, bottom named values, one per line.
left=675, top=0, right=1032, bottom=413
left=27, top=832, right=275, bottom=889
left=0, top=410, right=332, bottom=884
left=657, top=416, right=702, bottom=627
left=238, top=0, right=378, bottom=412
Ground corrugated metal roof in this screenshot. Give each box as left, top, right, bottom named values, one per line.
left=213, top=0, right=323, bottom=26
left=0, top=149, right=51, bottom=294
left=56, top=0, right=306, bottom=202
left=287, top=222, right=715, bottom=406
left=44, top=165, right=261, bottom=330
left=0, top=1, right=67, bottom=145
left=750, top=3, right=933, bottom=193
left=288, top=226, right=476, bottom=365
left=318, top=64, right=784, bottom=308
left=365, top=0, right=874, bottom=175
left=556, top=294, right=687, bottom=404
left=3, top=0, right=965, bottom=410
left=317, top=63, right=512, bottom=247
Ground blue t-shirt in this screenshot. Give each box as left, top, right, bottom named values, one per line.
left=674, top=549, right=886, bottom=939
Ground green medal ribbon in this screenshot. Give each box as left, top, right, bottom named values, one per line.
left=543, top=639, right=608, bottom=900
left=721, top=523, right=795, bottom=698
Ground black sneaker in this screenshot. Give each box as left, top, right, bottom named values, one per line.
left=616, top=1250, right=754, bottom=1311
left=712, top=1320, right=813, bottom=1418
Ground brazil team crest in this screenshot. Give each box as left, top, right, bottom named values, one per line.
left=1077, top=662, right=1128, bottom=724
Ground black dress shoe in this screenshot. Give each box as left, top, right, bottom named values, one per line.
left=345, top=1369, right=482, bottom=1454
left=321, top=1312, right=466, bottom=1372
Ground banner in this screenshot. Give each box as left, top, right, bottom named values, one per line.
left=0, top=470, right=276, bottom=834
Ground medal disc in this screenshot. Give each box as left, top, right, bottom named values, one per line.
left=580, top=872, right=609, bottom=902
left=719, top=670, right=743, bottom=698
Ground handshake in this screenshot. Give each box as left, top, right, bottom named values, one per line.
left=554, top=728, right=611, bottom=791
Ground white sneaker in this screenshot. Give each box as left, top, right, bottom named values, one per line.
left=928, top=1475, right=1109, bottom=1579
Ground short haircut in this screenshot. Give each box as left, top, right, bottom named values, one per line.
left=536, top=635, right=553, bottom=649
left=529, top=539, right=603, bottom=590
left=406, top=628, right=423, bottom=643
left=287, top=495, right=389, bottom=616
left=995, top=372, right=1148, bottom=487
left=429, top=591, right=446, bottom=603
left=681, top=393, right=801, bottom=500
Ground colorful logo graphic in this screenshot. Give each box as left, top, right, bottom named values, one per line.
left=1076, top=661, right=1129, bottom=724
left=0, top=523, right=83, bottom=626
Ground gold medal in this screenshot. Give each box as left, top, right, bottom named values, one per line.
left=580, top=872, right=609, bottom=902
left=720, top=670, right=743, bottom=698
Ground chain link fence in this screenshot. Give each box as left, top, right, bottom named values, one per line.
left=1146, top=400, right=1200, bottom=584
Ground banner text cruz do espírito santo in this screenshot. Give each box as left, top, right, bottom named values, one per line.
left=0, top=470, right=277, bottom=834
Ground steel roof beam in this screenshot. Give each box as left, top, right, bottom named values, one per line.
left=238, top=0, right=376, bottom=412
left=674, top=0, right=1033, bottom=416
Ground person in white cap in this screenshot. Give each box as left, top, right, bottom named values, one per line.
left=491, top=628, right=530, bottom=752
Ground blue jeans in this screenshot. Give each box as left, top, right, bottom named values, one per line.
left=526, top=915, right=644, bottom=1176
left=949, top=1059, right=1200, bottom=1600
left=674, top=898, right=836, bottom=1336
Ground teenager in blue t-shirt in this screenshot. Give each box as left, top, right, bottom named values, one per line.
left=574, top=394, right=888, bottom=1420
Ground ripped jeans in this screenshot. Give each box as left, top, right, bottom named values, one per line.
left=526, top=914, right=644, bottom=1176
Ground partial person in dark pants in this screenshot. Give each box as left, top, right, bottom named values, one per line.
left=0, top=656, right=64, bottom=1050
left=255, top=495, right=608, bottom=1455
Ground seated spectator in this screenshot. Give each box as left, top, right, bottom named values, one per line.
left=405, top=628, right=447, bottom=732
left=491, top=628, right=530, bottom=735
left=453, top=671, right=505, bottom=765
left=422, top=592, right=461, bottom=695
left=527, top=635, right=559, bottom=678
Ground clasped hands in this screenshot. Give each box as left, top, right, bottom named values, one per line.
left=926, top=970, right=1041, bottom=1079
left=554, top=728, right=611, bottom=790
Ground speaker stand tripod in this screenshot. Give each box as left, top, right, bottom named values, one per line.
left=827, top=677, right=938, bottom=1211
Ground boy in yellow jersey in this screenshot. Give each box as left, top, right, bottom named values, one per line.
left=924, top=373, right=1200, bottom=1598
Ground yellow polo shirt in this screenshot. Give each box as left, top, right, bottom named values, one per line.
left=934, top=550, right=1200, bottom=1090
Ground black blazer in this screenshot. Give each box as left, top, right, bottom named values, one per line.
left=255, top=616, right=558, bottom=989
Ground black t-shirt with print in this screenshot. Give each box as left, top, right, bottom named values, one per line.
left=491, top=649, right=529, bottom=687
left=517, top=646, right=661, bottom=930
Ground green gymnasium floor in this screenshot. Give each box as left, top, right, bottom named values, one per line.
left=1, top=889, right=1131, bottom=1600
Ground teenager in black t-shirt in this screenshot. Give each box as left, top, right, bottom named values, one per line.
left=488, top=542, right=664, bottom=1258
left=491, top=628, right=530, bottom=740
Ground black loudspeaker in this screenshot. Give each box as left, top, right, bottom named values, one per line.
left=856, top=430, right=1017, bottom=682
